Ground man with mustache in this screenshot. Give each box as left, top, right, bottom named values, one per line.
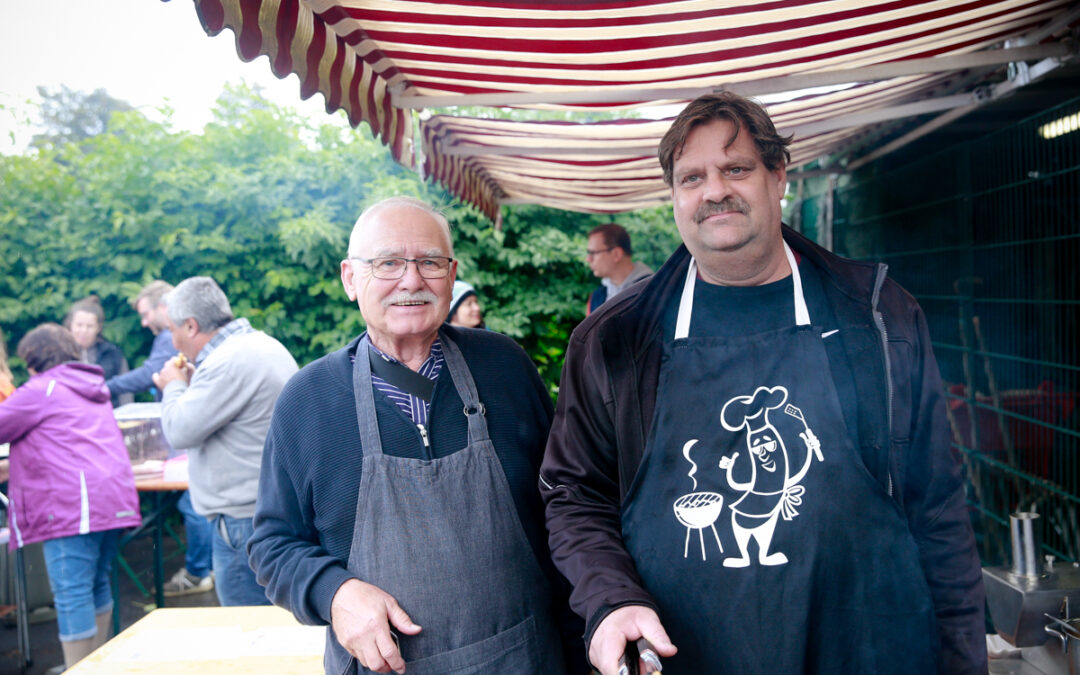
left=248, top=197, right=585, bottom=675
left=541, top=93, right=986, bottom=674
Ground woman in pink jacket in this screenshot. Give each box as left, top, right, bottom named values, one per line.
left=0, top=323, right=141, bottom=670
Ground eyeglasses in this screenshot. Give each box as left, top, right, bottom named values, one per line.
left=586, top=247, right=614, bottom=258
left=351, top=256, right=455, bottom=280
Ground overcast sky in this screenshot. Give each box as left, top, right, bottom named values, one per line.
left=0, top=0, right=339, bottom=154
left=0, top=0, right=844, bottom=159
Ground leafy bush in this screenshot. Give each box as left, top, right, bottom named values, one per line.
left=0, top=85, right=680, bottom=398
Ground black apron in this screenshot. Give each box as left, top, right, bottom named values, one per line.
left=620, top=244, right=938, bottom=673
left=332, top=332, right=564, bottom=675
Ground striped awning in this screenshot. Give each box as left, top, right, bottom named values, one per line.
left=192, top=0, right=1078, bottom=219
left=420, top=70, right=965, bottom=218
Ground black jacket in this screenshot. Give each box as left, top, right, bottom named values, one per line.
left=87, top=338, right=129, bottom=407
left=540, top=226, right=987, bottom=674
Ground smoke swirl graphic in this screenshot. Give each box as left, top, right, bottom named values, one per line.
left=683, top=439, right=700, bottom=490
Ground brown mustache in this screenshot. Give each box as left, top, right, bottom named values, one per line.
left=693, top=198, right=750, bottom=224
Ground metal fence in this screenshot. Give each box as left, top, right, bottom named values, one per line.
left=798, top=96, right=1080, bottom=567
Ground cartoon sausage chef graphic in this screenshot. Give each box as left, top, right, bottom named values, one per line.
left=718, top=385, right=822, bottom=568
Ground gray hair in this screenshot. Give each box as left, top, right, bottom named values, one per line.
left=347, top=196, right=453, bottom=258
left=164, top=277, right=233, bottom=334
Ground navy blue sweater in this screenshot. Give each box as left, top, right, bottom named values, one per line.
left=249, top=327, right=584, bottom=665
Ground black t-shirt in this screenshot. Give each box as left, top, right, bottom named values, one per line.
left=662, top=257, right=862, bottom=456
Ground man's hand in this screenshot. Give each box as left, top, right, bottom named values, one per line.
left=589, top=606, right=676, bottom=675
left=0, top=459, right=9, bottom=483
left=330, top=578, right=422, bottom=674
left=152, top=356, right=193, bottom=390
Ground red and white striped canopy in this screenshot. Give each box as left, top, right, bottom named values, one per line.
left=419, top=70, right=963, bottom=218
left=193, top=0, right=1076, bottom=219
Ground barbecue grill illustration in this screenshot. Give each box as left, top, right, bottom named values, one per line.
left=673, top=439, right=725, bottom=560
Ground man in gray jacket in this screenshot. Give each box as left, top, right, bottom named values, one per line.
left=154, top=276, right=298, bottom=605
left=110, top=280, right=216, bottom=597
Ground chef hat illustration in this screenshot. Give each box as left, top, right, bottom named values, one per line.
left=721, top=386, right=789, bottom=432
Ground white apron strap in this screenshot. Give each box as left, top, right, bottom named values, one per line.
left=784, top=241, right=810, bottom=326
left=674, top=241, right=810, bottom=341
left=674, top=257, right=698, bottom=340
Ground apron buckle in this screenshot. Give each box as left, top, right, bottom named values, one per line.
left=463, top=402, right=486, bottom=416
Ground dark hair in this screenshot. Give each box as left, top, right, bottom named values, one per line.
left=17, top=323, right=82, bottom=373
left=64, top=295, right=105, bottom=330
left=588, top=223, right=632, bottom=256
left=658, top=91, right=793, bottom=186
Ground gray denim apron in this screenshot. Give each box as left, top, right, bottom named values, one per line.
left=333, top=332, right=564, bottom=675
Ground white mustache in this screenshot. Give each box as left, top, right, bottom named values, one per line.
left=383, top=291, right=439, bottom=308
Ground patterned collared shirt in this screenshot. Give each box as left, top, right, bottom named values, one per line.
left=195, top=317, right=255, bottom=367
left=361, top=339, right=444, bottom=425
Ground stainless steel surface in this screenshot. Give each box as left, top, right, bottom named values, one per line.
left=1044, top=615, right=1080, bottom=675
left=1012, top=513, right=1045, bottom=578
left=990, top=658, right=1042, bottom=674
left=991, top=646, right=1070, bottom=674
left=1024, top=642, right=1072, bottom=675
left=984, top=564, right=1080, bottom=647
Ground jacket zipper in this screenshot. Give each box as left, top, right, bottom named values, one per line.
left=417, top=423, right=430, bottom=449
left=870, top=262, right=895, bottom=498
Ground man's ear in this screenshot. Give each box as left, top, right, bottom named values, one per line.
left=772, top=163, right=788, bottom=194
left=341, top=259, right=358, bottom=301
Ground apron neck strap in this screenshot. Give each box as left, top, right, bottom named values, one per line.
left=353, top=335, right=385, bottom=456
left=784, top=241, right=810, bottom=327
left=437, top=331, right=492, bottom=444
left=674, top=240, right=810, bottom=341
left=352, top=332, right=492, bottom=457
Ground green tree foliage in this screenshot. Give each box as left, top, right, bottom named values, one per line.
left=0, top=84, right=680, bottom=396
left=30, top=85, right=135, bottom=150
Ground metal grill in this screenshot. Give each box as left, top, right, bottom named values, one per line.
left=801, top=97, right=1080, bottom=566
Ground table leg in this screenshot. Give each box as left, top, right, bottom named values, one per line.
left=112, top=563, right=120, bottom=636
left=14, top=547, right=30, bottom=672
left=153, top=492, right=165, bottom=608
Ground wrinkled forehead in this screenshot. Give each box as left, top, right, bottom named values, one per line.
left=348, top=203, right=453, bottom=257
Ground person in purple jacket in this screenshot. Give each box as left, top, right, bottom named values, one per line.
left=0, top=323, right=141, bottom=671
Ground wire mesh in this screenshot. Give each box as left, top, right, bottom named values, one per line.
left=804, top=96, right=1080, bottom=566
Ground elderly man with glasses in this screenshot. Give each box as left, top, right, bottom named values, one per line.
left=248, top=196, right=586, bottom=675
